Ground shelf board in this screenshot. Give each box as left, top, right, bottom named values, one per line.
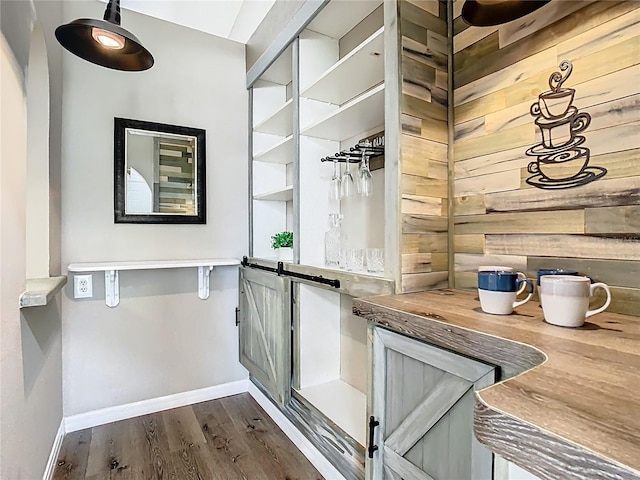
left=253, top=135, right=294, bottom=164
left=296, top=379, right=366, bottom=447
left=302, top=27, right=384, bottom=105
left=19, top=276, right=68, bottom=308
left=253, top=99, right=293, bottom=137
left=253, top=185, right=293, bottom=202
left=301, top=84, right=385, bottom=142
left=67, top=259, right=240, bottom=272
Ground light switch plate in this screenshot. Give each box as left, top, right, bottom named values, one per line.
left=74, top=274, right=93, bottom=298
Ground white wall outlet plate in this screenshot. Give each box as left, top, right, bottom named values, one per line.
left=73, top=274, right=93, bottom=299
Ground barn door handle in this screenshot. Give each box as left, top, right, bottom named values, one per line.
left=368, top=416, right=379, bottom=458
left=235, top=307, right=240, bottom=326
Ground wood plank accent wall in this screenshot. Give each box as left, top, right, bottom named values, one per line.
left=157, top=141, right=196, bottom=214
left=452, top=0, right=640, bottom=315
left=399, top=0, right=450, bottom=293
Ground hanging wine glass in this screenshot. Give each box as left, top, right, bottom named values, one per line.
left=358, top=153, right=373, bottom=197
left=340, top=159, right=355, bottom=198
left=329, top=158, right=341, bottom=201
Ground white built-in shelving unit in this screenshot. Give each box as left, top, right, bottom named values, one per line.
left=282, top=0, right=386, bottom=455
left=248, top=0, right=387, bottom=456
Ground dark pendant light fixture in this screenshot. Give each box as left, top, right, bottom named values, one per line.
left=461, top=0, right=552, bottom=27
left=55, top=0, right=153, bottom=71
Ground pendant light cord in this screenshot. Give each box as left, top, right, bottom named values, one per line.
left=103, top=0, right=121, bottom=25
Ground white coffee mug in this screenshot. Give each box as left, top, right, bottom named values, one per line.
left=478, top=266, right=528, bottom=295
left=540, top=275, right=611, bottom=327
left=478, top=289, right=534, bottom=315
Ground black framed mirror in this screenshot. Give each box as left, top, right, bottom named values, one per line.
left=114, top=117, right=206, bottom=224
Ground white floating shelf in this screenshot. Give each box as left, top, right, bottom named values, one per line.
left=301, top=84, right=385, bottom=142
left=19, top=276, right=68, bottom=308
left=67, top=259, right=240, bottom=307
left=253, top=185, right=294, bottom=202
left=253, top=99, right=293, bottom=137
left=302, top=27, right=384, bottom=105
left=67, top=259, right=240, bottom=272
left=253, top=135, right=294, bottom=164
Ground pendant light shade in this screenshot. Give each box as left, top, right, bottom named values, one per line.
left=461, top=0, right=552, bottom=27
left=55, top=0, right=153, bottom=71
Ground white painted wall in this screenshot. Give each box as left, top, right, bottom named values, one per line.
left=60, top=2, right=249, bottom=416
left=1, top=2, right=65, bottom=476
left=26, top=22, right=50, bottom=279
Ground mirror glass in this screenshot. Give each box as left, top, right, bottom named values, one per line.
left=114, top=118, right=206, bottom=224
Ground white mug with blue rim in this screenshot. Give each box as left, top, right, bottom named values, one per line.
left=478, top=271, right=534, bottom=315
left=478, top=265, right=528, bottom=295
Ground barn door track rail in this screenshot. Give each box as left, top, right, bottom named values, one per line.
left=241, top=257, right=341, bottom=289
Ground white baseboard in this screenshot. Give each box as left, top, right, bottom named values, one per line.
left=43, top=419, right=65, bottom=480
left=65, top=378, right=248, bottom=433
left=248, top=382, right=346, bottom=480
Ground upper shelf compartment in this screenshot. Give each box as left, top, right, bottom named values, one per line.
left=306, top=0, right=381, bottom=40
left=301, top=27, right=384, bottom=105
left=253, top=99, right=293, bottom=137
left=301, top=84, right=384, bottom=142
left=253, top=135, right=294, bottom=164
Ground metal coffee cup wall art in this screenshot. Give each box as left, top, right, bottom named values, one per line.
left=525, top=60, right=607, bottom=190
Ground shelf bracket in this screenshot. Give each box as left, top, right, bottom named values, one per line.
left=198, top=266, right=214, bottom=300
left=105, top=270, right=119, bottom=308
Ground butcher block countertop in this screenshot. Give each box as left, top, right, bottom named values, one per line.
left=352, top=289, right=640, bottom=480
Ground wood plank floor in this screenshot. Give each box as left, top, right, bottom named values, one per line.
left=54, top=393, right=323, bottom=480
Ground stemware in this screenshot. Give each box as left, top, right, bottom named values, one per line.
left=340, top=160, right=355, bottom=198
left=358, top=153, right=373, bottom=197
left=329, top=158, right=341, bottom=201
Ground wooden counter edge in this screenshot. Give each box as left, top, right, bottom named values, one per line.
left=352, top=294, right=640, bottom=480
left=473, top=394, right=640, bottom=480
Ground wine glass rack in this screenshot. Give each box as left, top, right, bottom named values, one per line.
left=320, top=141, right=385, bottom=163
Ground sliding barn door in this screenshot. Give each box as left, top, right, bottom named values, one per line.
left=239, top=266, right=291, bottom=405
left=369, top=326, right=496, bottom=480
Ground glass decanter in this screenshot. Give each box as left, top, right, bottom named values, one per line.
left=325, top=214, right=346, bottom=268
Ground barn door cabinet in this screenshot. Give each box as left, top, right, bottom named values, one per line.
left=238, top=266, right=291, bottom=405
left=368, top=325, right=497, bottom=480
left=240, top=259, right=389, bottom=480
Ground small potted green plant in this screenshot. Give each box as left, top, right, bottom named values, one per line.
left=271, top=231, right=293, bottom=261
